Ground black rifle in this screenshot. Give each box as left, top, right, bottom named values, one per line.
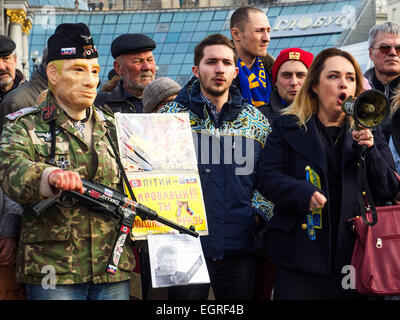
left=31, top=179, right=198, bottom=274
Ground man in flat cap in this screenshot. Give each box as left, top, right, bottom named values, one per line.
left=0, top=23, right=136, bottom=300
left=0, top=34, right=26, bottom=300
left=0, top=46, right=49, bottom=134
left=95, top=33, right=157, bottom=113
left=0, top=35, right=25, bottom=104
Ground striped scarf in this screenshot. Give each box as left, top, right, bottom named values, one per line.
left=237, top=57, right=271, bottom=107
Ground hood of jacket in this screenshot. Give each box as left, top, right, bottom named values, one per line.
left=175, top=76, right=248, bottom=123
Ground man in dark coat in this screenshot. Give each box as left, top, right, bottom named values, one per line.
left=0, top=36, right=25, bottom=105
left=0, top=47, right=48, bottom=134
left=264, top=48, right=313, bottom=124
left=95, top=33, right=156, bottom=114
left=364, top=21, right=400, bottom=140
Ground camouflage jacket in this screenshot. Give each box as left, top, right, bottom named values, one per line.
left=0, top=92, right=136, bottom=285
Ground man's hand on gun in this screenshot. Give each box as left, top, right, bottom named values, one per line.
left=35, top=173, right=199, bottom=274
left=48, top=169, right=84, bottom=194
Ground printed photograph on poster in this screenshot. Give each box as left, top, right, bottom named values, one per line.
left=148, top=233, right=210, bottom=288
left=115, top=113, right=197, bottom=172
left=115, top=113, right=208, bottom=239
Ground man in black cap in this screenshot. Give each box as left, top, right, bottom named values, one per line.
left=0, top=35, right=25, bottom=104
left=0, top=47, right=49, bottom=134
left=0, top=23, right=136, bottom=300
left=95, top=33, right=157, bottom=113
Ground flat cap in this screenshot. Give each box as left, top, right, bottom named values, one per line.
left=0, top=35, right=16, bottom=57
left=111, top=33, right=156, bottom=58
left=47, top=23, right=98, bottom=63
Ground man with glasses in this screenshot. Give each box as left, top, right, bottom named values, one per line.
left=365, top=22, right=400, bottom=177
left=365, top=22, right=400, bottom=115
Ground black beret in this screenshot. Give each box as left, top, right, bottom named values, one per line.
left=47, top=23, right=98, bottom=63
left=0, top=35, right=16, bottom=57
left=111, top=33, right=156, bottom=58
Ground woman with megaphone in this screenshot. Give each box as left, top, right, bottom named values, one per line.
left=256, top=47, right=400, bottom=300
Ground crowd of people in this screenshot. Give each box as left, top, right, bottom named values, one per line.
left=0, top=5, right=400, bottom=300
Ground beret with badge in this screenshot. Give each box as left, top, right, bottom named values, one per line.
left=0, top=35, right=16, bottom=57
left=111, top=33, right=156, bottom=59
left=272, top=48, right=314, bottom=84
left=47, top=23, right=98, bottom=63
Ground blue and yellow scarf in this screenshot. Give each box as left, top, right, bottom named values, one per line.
left=237, top=57, right=271, bottom=107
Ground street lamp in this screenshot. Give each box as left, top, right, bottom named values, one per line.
left=30, top=50, right=41, bottom=71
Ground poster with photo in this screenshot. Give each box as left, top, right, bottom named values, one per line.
left=115, top=113, right=208, bottom=239
left=148, top=233, right=210, bottom=288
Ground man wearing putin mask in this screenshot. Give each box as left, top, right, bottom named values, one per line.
left=0, top=23, right=135, bottom=300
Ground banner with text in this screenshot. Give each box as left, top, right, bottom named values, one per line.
left=116, top=113, right=208, bottom=239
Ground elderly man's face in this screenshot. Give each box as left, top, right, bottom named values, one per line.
left=50, top=58, right=100, bottom=112
left=114, top=51, right=156, bottom=94
left=0, top=54, right=17, bottom=92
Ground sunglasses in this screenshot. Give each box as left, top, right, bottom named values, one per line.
left=371, top=44, right=400, bottom=55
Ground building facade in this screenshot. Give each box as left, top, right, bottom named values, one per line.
left=1, top=0, right=378, bottom=85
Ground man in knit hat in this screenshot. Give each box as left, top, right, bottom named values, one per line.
left=265, top=47, right=313, bottom=123
left=0, top=23, right=136, bottom=300
left=142, top=77, right=181, bottom=113
left=95, top=33, right=157, bottom=113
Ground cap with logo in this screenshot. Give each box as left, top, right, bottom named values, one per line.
left=47, top=23, right=98, bottom=63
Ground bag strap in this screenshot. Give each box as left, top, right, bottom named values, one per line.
left=357, top=149, right=378, bottom=226
left=105, top=130, right=137, bottom=202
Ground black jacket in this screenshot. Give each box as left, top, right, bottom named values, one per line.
left=263, top=88, right=288, bottom=125
left=0, top=68, right=40, bottom=133
left=95, top=79, right=143, bottom=113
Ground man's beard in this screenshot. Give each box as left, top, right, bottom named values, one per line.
left=0, top=73, right=13, bottom=91
left=124, top=71, right=154, bottom=92
left=198, top=73, right=229, bottom=98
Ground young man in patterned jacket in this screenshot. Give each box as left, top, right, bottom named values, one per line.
left=160, top=33, right=272, bottom=300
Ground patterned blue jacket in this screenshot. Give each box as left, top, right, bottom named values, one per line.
left=160, top=77, right=272, bottom=259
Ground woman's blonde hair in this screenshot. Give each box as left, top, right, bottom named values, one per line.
left=391, top=86, right=400, bottom=115
left=282, top=47, right=364, bottom=129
